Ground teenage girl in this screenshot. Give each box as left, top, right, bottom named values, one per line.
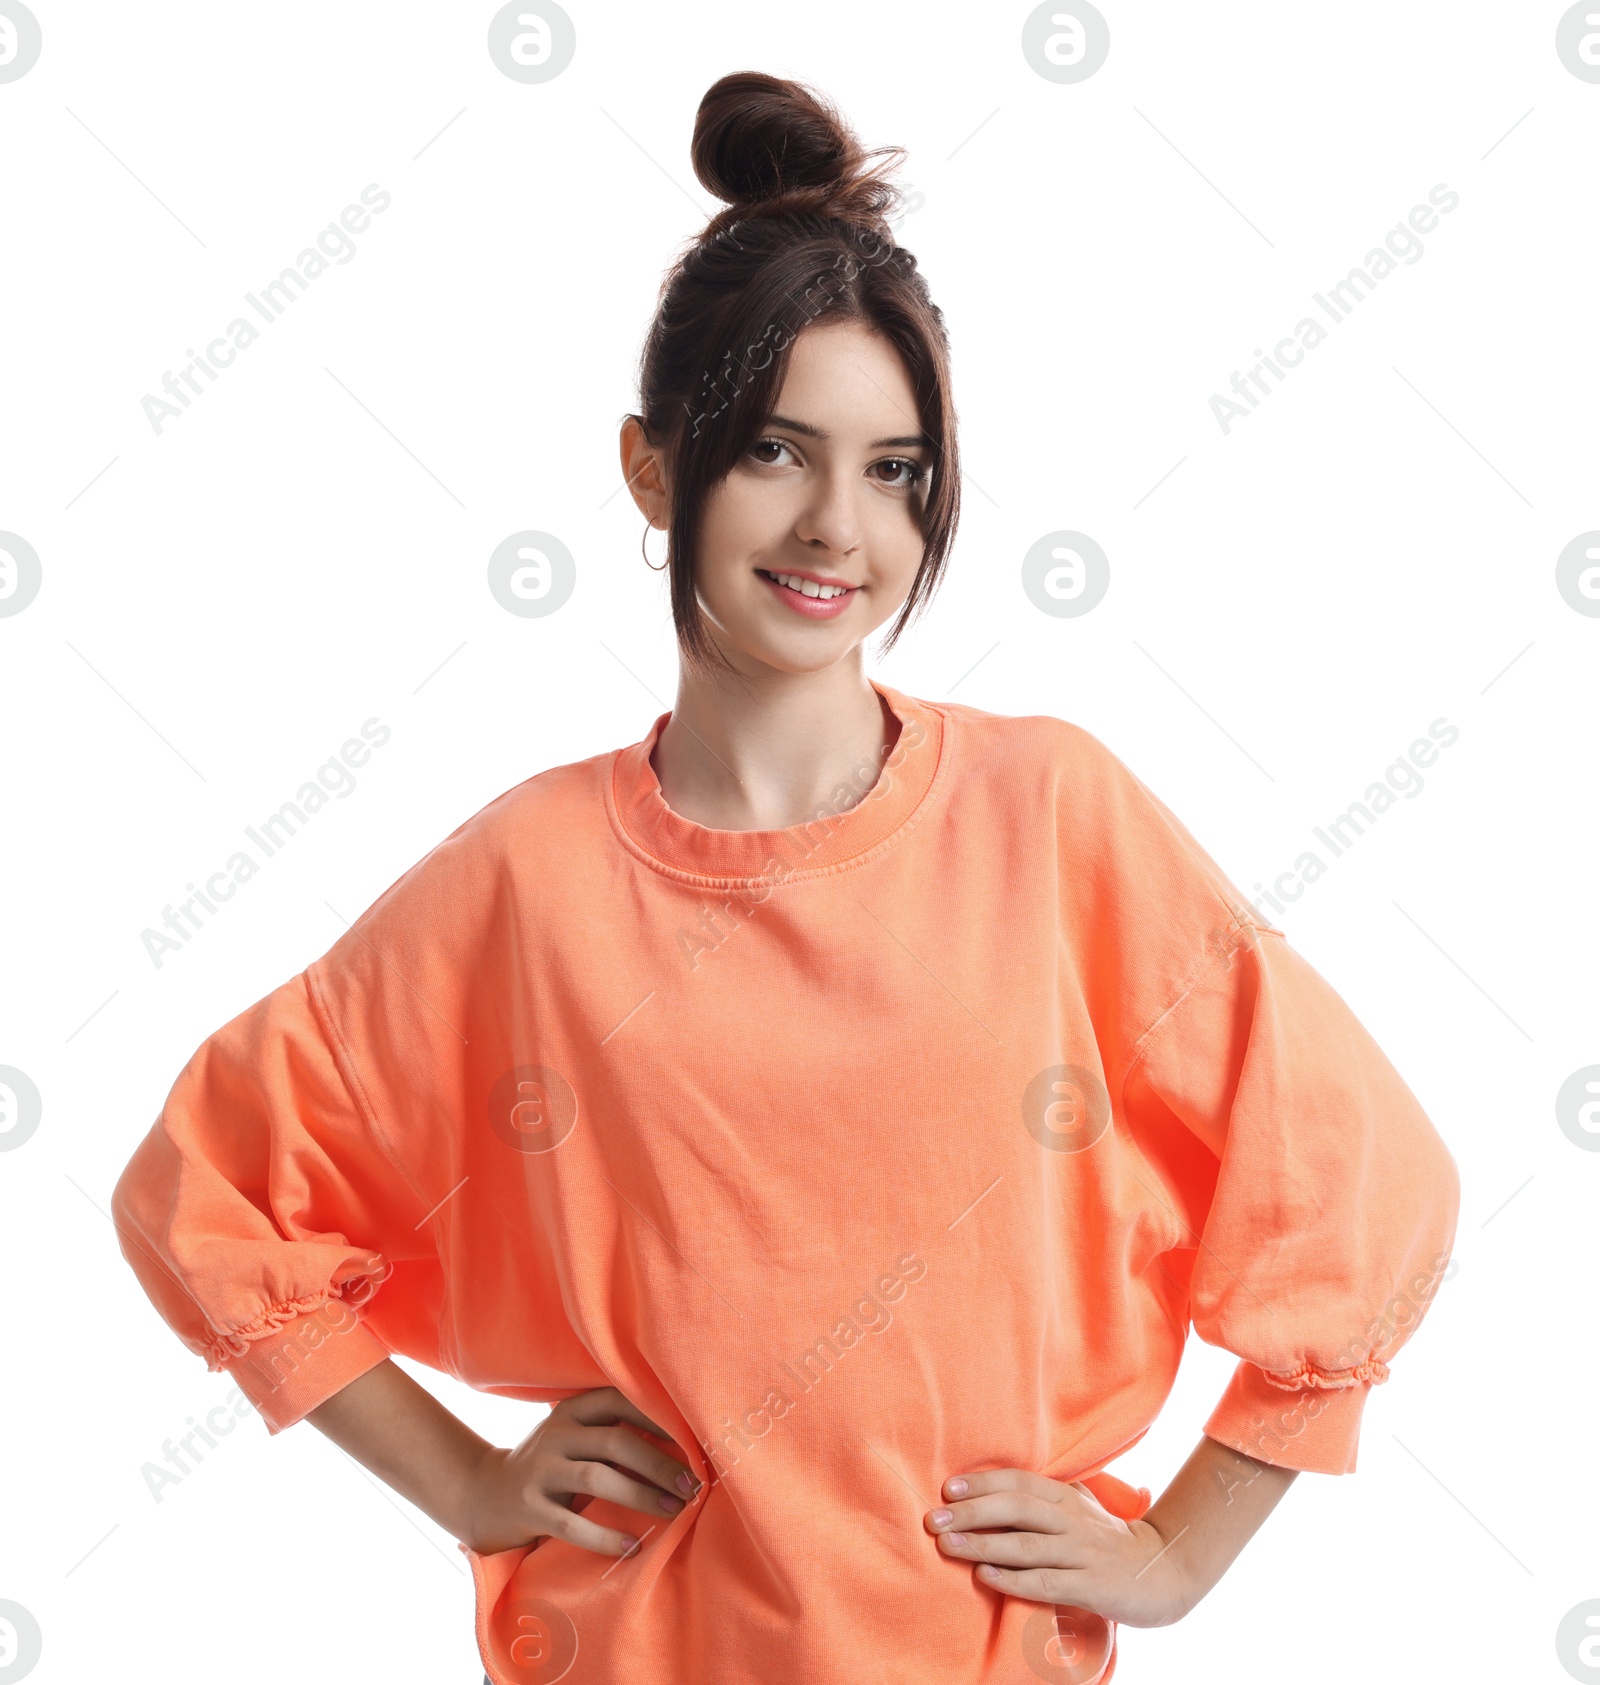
left=114, top=71, right=1460, bottom=1685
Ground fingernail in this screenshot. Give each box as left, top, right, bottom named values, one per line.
left=676, top=1472, right=695, bottom=1496
left=619, top=1536, right=639, bottom=1551
left=947, top=1477, right=969, bottom=1497
left=659, top=1493, right=684, bottom=1513
left=930, top=1508, right=953, bottom=1527
left=947, top=1532, right=967, bottom=1548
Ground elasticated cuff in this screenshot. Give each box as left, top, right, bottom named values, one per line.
left=219, top=1301, right=393, bottom=1434
left=1201, top=1358, right=1373, bottom=1475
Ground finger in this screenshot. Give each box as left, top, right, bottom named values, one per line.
left=565, top=1420, right=703, bottom=1502
left=936, top=1528, right=1080, bottom=1569
left=534, top=1497, right=651, bottom=1560
left=927, top=1491, right=1063, bottom=1536
left=566, top=1394, right=701, bottom=1494
left=565, top=1386, right=673, bottom=1442
left=559, top=1454, right=691, bottom=1521
left=973, top=1562, right=1084, bottom=1606
left=942, top=1467, right=1064, bottom=1504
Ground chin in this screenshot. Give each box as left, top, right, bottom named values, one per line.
left=709, top=620, right=855, bottom=678
left=734, top=634, right=856, bottom=678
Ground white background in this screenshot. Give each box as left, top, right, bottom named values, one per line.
left=2, top=2, right=1596, bottom=1681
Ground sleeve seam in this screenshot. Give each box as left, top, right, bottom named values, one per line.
left=302, top=962, right=430, bottom=1221
left=1110, top=911, right=1286, bottom=1260
left=201, top=1271, right=391, bottom=1370
left=1118, top=909, right=1285, bottom=1096
left=1257, top=1357, right=1390, bottom=1390
left=1110, top=762, right=1286, bottom=1093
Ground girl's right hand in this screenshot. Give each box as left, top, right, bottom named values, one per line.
left=460, top=1385, right=703, bottom=1556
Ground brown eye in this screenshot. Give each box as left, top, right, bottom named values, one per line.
left=748, top=437, right=795, bottom=466
left=873, top=457, right=926, bottom=489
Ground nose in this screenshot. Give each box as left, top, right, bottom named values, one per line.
left=792, top=468, right=862, bottom=558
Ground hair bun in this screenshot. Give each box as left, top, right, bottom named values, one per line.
left=691, top=71, right=904, bottom=230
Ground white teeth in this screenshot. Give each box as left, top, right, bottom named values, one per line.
left=766, top=571, right=849, bottom=599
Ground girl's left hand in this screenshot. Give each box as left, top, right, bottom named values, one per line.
left=924, top=1468, right=1194, bottom=1629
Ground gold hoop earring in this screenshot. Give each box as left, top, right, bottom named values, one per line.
left=641, top=521, right=670, bottom=572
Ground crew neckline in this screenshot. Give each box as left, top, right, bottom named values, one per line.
left=606, top=678, right=947, bottom=883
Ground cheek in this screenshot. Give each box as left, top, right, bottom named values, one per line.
left=700, top=476, right=784, bottom=562
left=870, top=496, right=927, bottom=569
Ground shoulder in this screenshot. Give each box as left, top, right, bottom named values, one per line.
left=928, top=693, right=1117, bottom=762
left=299, top=736, right=633, bottom=1066
left=382, top=748, right=610, bottom=893
left=926, top=694, right=1158, bottom=813
left=928, top=692, right=1263, bottom=930
left=444, top=748, right=613, bottom=861
left=315, top=742, right=619, bottom=982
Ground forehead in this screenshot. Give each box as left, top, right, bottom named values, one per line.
left=774, top=319, right=918, bottom=428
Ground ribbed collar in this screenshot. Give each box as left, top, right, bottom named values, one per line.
left=606, top=678, right=946, bottom=883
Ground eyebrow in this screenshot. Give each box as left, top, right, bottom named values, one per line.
left=763, top=413, right=931, bottom=451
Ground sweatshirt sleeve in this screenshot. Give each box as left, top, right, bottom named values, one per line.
left=1122, top=914, right=1461, bottom=1474
left=111, top=964, right=438, bottom=1434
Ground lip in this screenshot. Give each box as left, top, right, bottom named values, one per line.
left=757, top=566, right=858, bottom=620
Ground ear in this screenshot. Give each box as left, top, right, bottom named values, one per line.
left=619, top=415, right=669, bottom=529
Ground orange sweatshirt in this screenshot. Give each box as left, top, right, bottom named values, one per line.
left=111, top=679, right=1459, bottom=1685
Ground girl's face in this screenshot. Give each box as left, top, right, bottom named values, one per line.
left=690, top=318, right=933, bottom=677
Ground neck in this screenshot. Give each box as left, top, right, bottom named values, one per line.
left=651, top=656, right=901, bottom=832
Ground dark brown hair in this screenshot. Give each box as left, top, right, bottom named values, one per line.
left=630, top=71, right=961, bottom=672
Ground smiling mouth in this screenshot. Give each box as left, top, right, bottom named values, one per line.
left=757, top=568, right=856, bottom=600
